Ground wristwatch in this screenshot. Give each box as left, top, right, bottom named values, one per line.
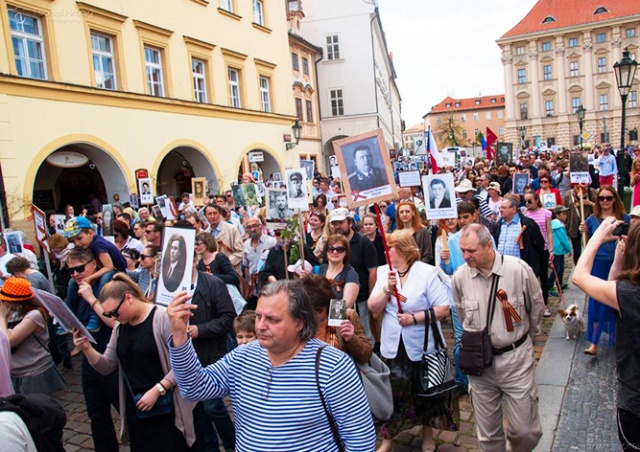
left=155, top=382, right=167, bottom=396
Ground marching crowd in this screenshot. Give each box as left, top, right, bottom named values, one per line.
left=1, top=143, right=640, bottom=451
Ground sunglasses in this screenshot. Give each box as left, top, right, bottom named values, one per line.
left=140, top=255, right=154, bottom=260
left=195, top=241, right=203, bottom=246
left=525, top=199, right=535, bottom=204
left=598, top=196, right=614, bottom=201
left=144, top=229, right=155, bottom=234
left=327, top=246, right=347, bottom=253
left=102, top=293, right=128, bottom=319
left=540, top=180, right=549, bottom=183
left=69, top=262, right=91, bottom=274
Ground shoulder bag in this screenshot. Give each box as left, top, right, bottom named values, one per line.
left=353, top=353, right=394, bottom=421
left=123, top=372, right=173, bottom=419
left=458, top=269, right=500, bottom=377
left=416, top=308, right=456, bottom=398
left=315, top=346, right=345, bottom=452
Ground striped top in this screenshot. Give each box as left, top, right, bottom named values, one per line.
left=169, top=337, right=376, bottom=451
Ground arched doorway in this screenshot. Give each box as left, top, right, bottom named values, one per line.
left=323, top=135, right=347, bottom=177
left=32, top=144, right=129, bottom=214
left=238, top=149, right=282, bottom=182
left=156, top=146, right=219, bottom=197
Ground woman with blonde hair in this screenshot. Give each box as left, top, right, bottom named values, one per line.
left=72, top=274, right=197, bottom=451
left=368, top=230, right=455, bottom=452
left=395, top=201, right=433, bottom=264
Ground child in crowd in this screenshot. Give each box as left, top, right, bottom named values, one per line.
left=549, top=205, right=572, bottom=297
left=233, top=310, right=257, bottom=345
left=64, top=216, right=128, bottom=331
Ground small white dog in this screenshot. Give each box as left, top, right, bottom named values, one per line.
left=557, top=304, right=585, bottom=340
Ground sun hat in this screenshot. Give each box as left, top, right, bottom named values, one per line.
left=64, top=216, right=92, bottom=238
left=488, top=182, right=502, bottom=195
left=0, top=278, right=33, bottom=302
left=455, top=179, right=475, bottom=193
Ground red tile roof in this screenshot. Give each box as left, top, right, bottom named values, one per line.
left=426, top=95, right=505, bottom=116
left=501, top=0, right=640, bottom=39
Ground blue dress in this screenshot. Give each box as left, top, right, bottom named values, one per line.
left=585, top=214, right=630, bottom=346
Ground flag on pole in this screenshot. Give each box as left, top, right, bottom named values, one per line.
left=485, top=127, right=498, bottom=161
left=426, top=127, right=443, bottom=174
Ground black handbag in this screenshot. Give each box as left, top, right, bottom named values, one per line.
left=124, top=373, right=173, bottom=419
left=459, top=269, right=500, bottom=377
left=417, top=308, right=456, bottom=398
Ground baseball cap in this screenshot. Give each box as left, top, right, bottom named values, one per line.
left=553, top=206, right=569, bottom=215
left=328, top=208, right=353, bottom=223
left=630, top=206, right=640, bottom=218
left=64, top=216, right=92, bottom=238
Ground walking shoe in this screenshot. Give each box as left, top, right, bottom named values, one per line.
left=86, top=317, right=102, bottom=333
left=549, top=288, right=558, bottom=297
left=543, top=307, right=552, bottom=317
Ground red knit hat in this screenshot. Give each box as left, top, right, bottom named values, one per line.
left=0, top=278, right=34, bottom=302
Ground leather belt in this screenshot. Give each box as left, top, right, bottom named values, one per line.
left=492, top=334, right=528, bottom=356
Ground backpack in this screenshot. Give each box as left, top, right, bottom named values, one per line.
left=0, top=393, right=67, bottom=452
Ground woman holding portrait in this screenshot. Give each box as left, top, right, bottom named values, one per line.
left=318, top=234, right=360, bottom=309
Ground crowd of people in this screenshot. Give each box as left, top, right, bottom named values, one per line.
left=0, top=143, right=639, bottom=451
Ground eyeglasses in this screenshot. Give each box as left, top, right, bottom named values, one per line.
left=540, top=180, right=549, bottom=183
left=525, top=199, right=535, bottom=204
left=226, top=194, right=233, bottom=198
left=69, top=262, right=91, bottom=274
left=102, top=293, right=128, bottom=319
left=140, top=255, right=153, bottom=260
left=195, top=241, right=203, bottom=246
left=245, top=224, right=261, bottom=230
left=327, top=246, right=347, bottom=253
left=145, top=229, right=155, bottom=234
left=598, top=196, right=614, bottom=202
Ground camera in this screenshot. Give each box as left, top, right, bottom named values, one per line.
left=613, top=223, right=630, bottom=236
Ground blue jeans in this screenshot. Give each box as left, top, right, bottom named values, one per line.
left=450, top=304, right=468, bottom=387
left=548, top=254, right=565, bottom=290
left=193, top=399, right=236, bottom=451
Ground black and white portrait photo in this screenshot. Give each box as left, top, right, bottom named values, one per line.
left=156, top=227, right=196, bottom=306
left=422, top=173, right=456, bottom=220
left=232, top=185, right=246, bottom=207
left=191, top=177, right=208, bottom=206
left=300, top=160, right=315, bottom=180
left=102, top=204, right=114, bottom=237
left=266, top=189, right=293, bottom=220
left=285, top=168, right=308, bottom=210
left=496, top=142, right=513, bottom=165
left=138, top=178, right=153, bottom=205
left=569, top=151, right=590, bottom=184
left=328, top=299, right=346, bottom=327
left=428, top=178, right=452, bottom=209
left=513, top=173, right=530, bottom=195
left=4, top=231, right=23, bottom=254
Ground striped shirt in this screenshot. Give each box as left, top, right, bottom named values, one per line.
left=524, top=208, right=551, bottom=250
left=169, top=337, right=376, bottom=451
left=455, top=193, right=492, bottom=219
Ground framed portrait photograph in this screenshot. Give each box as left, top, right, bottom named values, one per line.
left=241, top=183, right=259, bottom=207
left=102, top=204, right=114, bottom=237
left=542, top=193, right=557, bottom=209
left=512, top=173, right=530, bottom=195
left=156, top=226, right=196, bottom=306
left=151, top=204, right=164, bottom=222
left=328, top=299, right=347, bottom=327
left=4, top=231, right=24, bottom=254
left=496, top=142, right=513, bottom=165
left=332, top=129, right=396, bottom=208
left=138, top=178, right=154, bottom=205
left=422, top=173, right=457, bottom=220
left=266, top=188, right=293, bottom=220
left=191, top=177, right=208, bottom=206
left=285, top=168, right=309, bottom=210
left=54, top=214, right=66, bottom=235
left=300, top=160, right=315, bottom=180
left=569, top=151, right=590, bottom=184
left=232, top=185, right=246, bottom=207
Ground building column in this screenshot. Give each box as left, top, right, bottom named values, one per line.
left=555, top=38, right=568, bottom=114
left=502, top=50, right=515, bottom=120
left=529, top=43, right=541, bottom=118
left=583, top=35, right=595, bottom=111
left=612, top=27, right=623, bottom=109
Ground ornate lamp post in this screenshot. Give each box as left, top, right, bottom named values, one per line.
left=286, top=119, right=302, bottom=150
left=576, top=105, right=586, bottom=150
left=519, top=126, right=527, bottom=153
left=614, top=49, right=638, bottom=194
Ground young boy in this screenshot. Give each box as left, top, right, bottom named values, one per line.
left=233, top=310, right=256, bottom=345
left=64, top=216, right=128, bottom=330
left=549, top=205, right=572, bottom=296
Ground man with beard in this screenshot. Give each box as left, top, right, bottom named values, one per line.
left=243, top=217, right=276, bottom=309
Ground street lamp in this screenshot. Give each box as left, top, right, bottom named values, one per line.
left=614, top=48, right=638, bottom=194
left=575, top=105, right=586, bottom=150
left=286, top=119, right=302, bottom=150
left=519, top=126, right=527, bottom=153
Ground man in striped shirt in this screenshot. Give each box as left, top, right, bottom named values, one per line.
left=167, top=280, right=376, bottom=451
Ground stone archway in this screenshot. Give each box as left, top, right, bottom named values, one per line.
left=32, top=143, right=129, bottom=214
left=156, top=146, right=219, bottom=197
left=323, top=135, right=348, bottom=177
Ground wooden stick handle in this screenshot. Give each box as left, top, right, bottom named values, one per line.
left=440, top=229, right=450, bottom=264
left=579, top=188, right=587, bottom=249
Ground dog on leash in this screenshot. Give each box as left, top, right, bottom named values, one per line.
left=557, top=304, right=584, bottom=340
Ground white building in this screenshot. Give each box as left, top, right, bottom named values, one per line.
left=295, top=0, right=402, bottom=167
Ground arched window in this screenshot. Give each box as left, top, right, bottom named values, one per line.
left=542, top=16, right=556, bottom=24
left=594, top=6, right=608, bottom=15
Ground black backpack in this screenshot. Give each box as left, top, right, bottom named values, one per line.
left=0, top=393, right=67, bottom=452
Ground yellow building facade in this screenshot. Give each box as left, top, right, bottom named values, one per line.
left=0, top=0, right=298, bottom=222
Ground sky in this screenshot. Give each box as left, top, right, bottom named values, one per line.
left=376, top=0, right=539, bottom=127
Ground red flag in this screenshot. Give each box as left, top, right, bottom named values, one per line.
left=485, top=128, right=498, bottom=161
left=426, top=128, right=441, bottom=173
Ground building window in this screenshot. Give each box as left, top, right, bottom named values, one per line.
left=291, top=53, right=299, bottom=71
left=8, top=10, right=47, bottom=80
left=473, top=113, right=479, bottom=121
left=326, top=35, right=340, bottom=60
left=597, top=57, right=607, bottom=73
left=475, top=99, right=481, bottom=105
left=630, top=129, right=639, bottom=141
left=485, top=111, right=491, bottom=120
left=573, top=135, right=581, bottom=146
left=490, top=98, right=497, bottom=103
left=498, top=127, right=504, bottom=135
left=545, top=100, right=554, bottom=116
left=517, top=68, right=526, bottom=83
left=455, top=102, right=460, bottom=107
left=91, top=32, right=116, bottom=89
left=572, top=97, right=582, bottom=113
left=438, top=133, right=443, bottom=141
left=253, top=0, right=264, bottom=25
left=228, top=68, right=241, bottom=108
left=330, top=89, right=344, bottom=116
left=516, top=46, right=525, bottom=55
left=259, top=76, right=271, bottom=112
left=520, top=103, right=528, bottom=120
left=437, top=116, right=442, bottom=125
left=445, top=103, right=451, bottom=108
left=295, top=98, right=303, bottom=121
left=498, top=110, right=504, bottom=119
left=192, top=58, right=207, bottom=103
left=474, top=129, right=480, bottom=139
left=144, top=46, right=164, bottom=97
left=596, top=33, right=606, bottom=43
left=547, top=137, right=556, bottom=146
left=302, top=57, right=309, bottom=75
left=541, top=42, right=551, bottom=52
left=462, top=130, right=468, bottom=139
left=460, top=114, right=466, bottom=122
left=628, top=91, right=637, bottom=108
left=569, top=37, right=578, bottom=48
left=543, top=64, right=552, bottom=81
left=627, top=28, right=637, bottom=38
left=305, top=100, right=313, bottom=122
left=220, top=0, right=234, bottom=13
left=599, top=93, right=608, bottom=111
left=569, top=61, right=579, bottom=77
left=542, top=16, right=556, bottom=24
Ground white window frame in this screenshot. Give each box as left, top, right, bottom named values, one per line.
left=91, top=32, right=117, bottom=90
left=597, top=57, right=607, bottom=73
left=497, top=110, right=504, bottom=119
left=543, top=64, right=552, bottom=81
left=485, top=111, right=491, bottom=120
left=473, top=113, right=479, bottom=121
left=259, top=75, right=271, bottom=112
left=326, top=35, right=340, bottom=60
left=516, top=46, right=525, bottom=55
left=517, top=68, right=526, bottom=83
left=329, top=88, right=344, bottom=116
left=192, top=58, right=207, bottom=103
left=9, top=10, right=47, bottom=80
left=541, top=42, right=551, bottom=52
left=626, top=28, right=636, bottom=38
left=144, top=46, right=164, bottom=97
left=302, top=57, right=309, bottom=75
left=253, top=0, right=264, bottom=25
left=460, top=114, right=466, bottom=122
left=220, top=0, right=234, bottom=13
left=498, top=127, right=504, bottom=135
left=599, top=93, right=609, bottom=111
left=568, top=37, right=578, bottom=48
left=228, top=68, right=241, bottom=108
left=569, top=61, right=579, bottom=77
left=545, top=100, right=554, bottom=116
left=628, top=91, right=637, bottom=108
left=596, top=33, right=606, bottom=43
left=572, top=97, right=581, bottom=113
